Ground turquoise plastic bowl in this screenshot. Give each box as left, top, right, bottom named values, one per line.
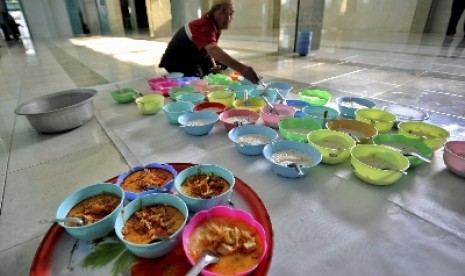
left=263, top=140, right=322, bottom=178
left=173, top=164, right=235, bottom=212
left=336, top=96, right=376, bottom=119
left=56, top=183, right=124, bottom=241
left=178, top=111, right=219, bottom=136
left=267, top=81, right=293, bottom=97
left=114, top=193, right=188, bottom=258
left=175, top=92, right=205, bottom=105
left=249, top=88, right=278, bottom=104
left=228, top=125, right=279, bottom=156
left=162, top=101, right=194, bottom=124
left=302, top=105, right=339, bottom=127
left=228, top=84, right=255, bottom=99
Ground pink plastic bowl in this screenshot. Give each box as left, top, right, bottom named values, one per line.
left=443, top=141, right=465, bottom=178
left=148, top=79, right=179, bottom=96
left=182, top=206, right=267, bottom=276
left=261, top=104, right=296, bottom=129
left=219, top=109, right=260, bottom=132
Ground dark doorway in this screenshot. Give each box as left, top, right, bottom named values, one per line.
left=135, top=0, right=148, bottom=29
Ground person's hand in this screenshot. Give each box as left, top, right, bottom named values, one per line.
left=239, top=65, right=259, bottom=84
left=209, top=65, right=224, bottom=74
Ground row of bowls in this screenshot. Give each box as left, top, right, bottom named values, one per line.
left=56, top=163, right=268, bottom=275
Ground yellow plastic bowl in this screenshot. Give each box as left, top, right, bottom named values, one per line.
left=233, top=98, right=266, bottom=113
left=135, top=94, right=164, bottom=115
left=207, top=90, right=236, bottom=108
left=397, top=121, right=450, bottom=151
left=326, top=119, right=378, bottom=144
left=350, top=144, right=410, bottom=185
left=355, top=108, right=396, bottom=133
left=307, top=129, right=356, bottom=164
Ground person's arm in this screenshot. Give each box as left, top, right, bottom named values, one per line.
left=205, top=43, right=259, bottom=83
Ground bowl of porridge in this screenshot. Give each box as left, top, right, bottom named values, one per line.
left=193, top=102, right=227, bottom=115
left=262, top=140, right=322, bottom=178
left=397, top=121, right=450, bottom=151
left=301, top=105, right=339, bottom=127
left=350, top=144, right=410, bottom=185
left=163, top=101, right=195, bottom=124
left=233, top=98, right=266, bottom=113
left=298, top=88, right=331, bottom=106
left=326, top=119, right=378, bottom=144
left=219, top=109, right=260, bottom=132
left=355, top=108, right=397, bottom=133
left=336, top=96, right=376, bottom=119
left=372, top=134, right=433, bottom=166
left=207, top=90, right=236, bottom=108
left=178, top=111, right=219, bottom=136
left=307, top=129, right=356, bottom=164
left=228, top=125, right=279, bottom=156
left=278, top=117, right=322, bottom=142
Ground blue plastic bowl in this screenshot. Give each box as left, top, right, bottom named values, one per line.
left=228, top=84, right=255, bottom=99
left=56, top=183, right=124, bottom=241
left=228, top=125, right=279, bottom=156
left=178, top=111, right=219, bottom=136
left=263, top=140, right=322, bottom=178
left=174, top=164, right=235, bottom=212
left=336, top=96, right=376, bottom=119
left=115, top=163, right=178, bottom=201
left=302, top=105, right=339, bottom=127
left=162, top=101, right=194, bottom=124
left=114, top=193, right=188, bottom=258
left=249, top=88, right=278, bottom=104
left=285, top=99, right=311, bottom=118
left=267, top=81, right=293, bottom=97
left=175, top=92, right=204, bottom=105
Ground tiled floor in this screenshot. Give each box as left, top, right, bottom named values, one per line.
left=0, top=30, right=464, bottom=275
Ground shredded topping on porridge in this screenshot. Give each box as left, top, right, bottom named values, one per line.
left=187, top=119, right=214, bottom=126
left=236, top=134, right=271, bottom=145
left=271, top=150, right=312, bottom=166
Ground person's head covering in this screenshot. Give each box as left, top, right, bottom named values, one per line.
left=211, top=0, right=233, bottom=6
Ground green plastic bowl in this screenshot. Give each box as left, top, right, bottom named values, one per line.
left=111, top=88, right=137, bottom=104
left=307, top=129, right=356, bottom=164
left=207, top=90, right=236, bottom=108
left=355, top=108, right=396, bottom=133
left=350, top=144, right=410, bottom=185
left=278, top=117, right=322, bottom=142
left=397, top=121, right=450, bottom=151
left=298, top=89, right=331, bottom=106
left=372, top=134, right=433, bottom=166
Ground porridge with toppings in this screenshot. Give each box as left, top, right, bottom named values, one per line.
left=122, top=204, right=184, bottom=244
left=357, top=154, right=397, bottom=170
left=187, top=119, right=214, bottom=126
left=270, top=150, right=312, bottom=166
left=378, top=142, right=421, bottom=155
left=224, top=116, right=254, bottom=124
left=314, top=140, right=346, bottom=149
left=236, top=134, right=271, bottom=146
left=66, top=193, right=121, bottom=226
left=286, top=128, right=312, bottom=135
left=180, top=173, right=230, bottom=199
left=335, top=128, right=366, bottom=140
left=340, top=101, right=368, bottom=109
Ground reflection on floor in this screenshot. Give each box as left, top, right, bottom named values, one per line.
left=0, top=30, right=464, bottom=275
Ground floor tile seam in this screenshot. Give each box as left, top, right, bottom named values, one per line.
left=309, top=69, right=367, bottom=85
left=388, top=199, right=465, bottom=242
left=0, top=233, right=44, bottom=254
left=322, top=44, right=465, bottom=61
left=6, top=141, right=113, bottom=175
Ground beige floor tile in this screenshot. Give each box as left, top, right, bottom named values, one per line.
left=0, top=236, right=42, bottom=276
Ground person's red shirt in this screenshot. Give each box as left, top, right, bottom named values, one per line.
left=186, top=14, right=221, bottom=50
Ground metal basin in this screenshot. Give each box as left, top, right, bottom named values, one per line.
left=14, top=89, right=98, bottom=134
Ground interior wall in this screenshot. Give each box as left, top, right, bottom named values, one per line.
left=322, top=0, right=419, bottom=33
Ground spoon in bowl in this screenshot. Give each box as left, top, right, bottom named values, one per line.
left=402, top=151, right=431, bottom=163
left=40, top=217, right=84, bottom=226
left=380, top=167, right=408, bottom=175
left=185, top=250, right=219, bottom=276
left=287, top=163, right=304, bottom=176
